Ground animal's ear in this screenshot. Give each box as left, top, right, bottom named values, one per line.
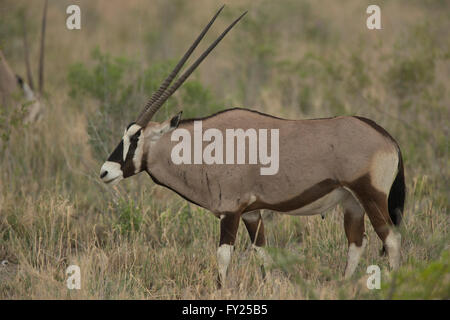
left=149, top=111, right=183, bottom=140
left=170, top=111, right=182, bottom=129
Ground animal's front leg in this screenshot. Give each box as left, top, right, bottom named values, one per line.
left=217, top=213, right=240, bottom=288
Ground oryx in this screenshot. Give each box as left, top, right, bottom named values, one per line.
left=100, top=6, right=405, bottom=286
left=0, top=0, right=47, bottom=123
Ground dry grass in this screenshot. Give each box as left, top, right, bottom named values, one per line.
left=0, top=0, right=449, bottom=299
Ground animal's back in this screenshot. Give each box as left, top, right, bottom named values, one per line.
left=155, top=108, right=399, bottom=213
left=192, top=108, right=398, bottom=190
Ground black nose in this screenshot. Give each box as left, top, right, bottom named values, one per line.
left=100, top=170, right=108, bottom=179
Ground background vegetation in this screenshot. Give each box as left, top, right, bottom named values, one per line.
left=0, top=0, right=448, bottom=299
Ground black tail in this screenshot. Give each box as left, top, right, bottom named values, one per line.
left=381, top=149, right=405, bottom=256
left=387, top=149, right=405, bottom=226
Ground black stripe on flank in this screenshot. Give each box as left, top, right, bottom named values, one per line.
left=246, top=179, right=340, bottom=212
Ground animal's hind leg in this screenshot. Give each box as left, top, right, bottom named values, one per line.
left=242, top=210, right=271, bottom=277
left=365, top=196, right=401, bottom=270
left=350, top=177, right=401, bottom=270
left=342, top=193, right=367, bottom=278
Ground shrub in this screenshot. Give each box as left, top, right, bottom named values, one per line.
left=113, top=198, right=143, bottom=236
left=386, top=56, right=435, bottom=100
left=382, top=251, right=450, bottom=299
left=67, top=48, right=222, bottom=160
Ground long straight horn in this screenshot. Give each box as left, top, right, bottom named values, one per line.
left=38, top=0, right=48, bottom=95
left=136, top=5, right=225, bottom=121
left=21, top=12, right=34, bottom=90
left=136, top=11, right=247, bottom=127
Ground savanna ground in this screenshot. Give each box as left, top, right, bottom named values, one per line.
left=0, top=0, right=449, bottom=299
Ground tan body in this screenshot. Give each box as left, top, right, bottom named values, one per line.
left=146, top=109, right=397, bottom=214
left=141, top=108, right=403, bottom=283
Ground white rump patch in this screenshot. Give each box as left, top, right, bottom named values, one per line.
left=370, top=151, right=398, bottom=194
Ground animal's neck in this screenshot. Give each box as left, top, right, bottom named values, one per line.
left=144, top=138, right=208, bottom=209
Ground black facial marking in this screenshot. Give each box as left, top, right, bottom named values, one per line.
left=107, top=140, right=124, bottom=163
left=122, top=129, right=143, bottom=178
left=131, top=130, right=141, bottom=142
left=105, top=125, right=144, bottom=179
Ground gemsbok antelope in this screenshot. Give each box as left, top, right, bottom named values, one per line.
left=100, top=6, right=405, bottom=286
left=0, top=0, right=47, bottom=123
